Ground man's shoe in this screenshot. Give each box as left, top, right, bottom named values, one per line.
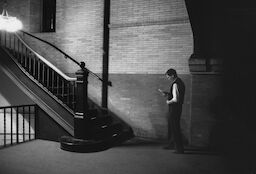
left=163, top=144, right=175, bottom=150
left=173, top=150, right=184, bottom=154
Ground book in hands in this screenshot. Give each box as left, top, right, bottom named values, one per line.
left=158, top=89, right=169, bottom=96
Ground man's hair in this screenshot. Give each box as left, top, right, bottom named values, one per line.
left=165, top=68, right=177, bottom=77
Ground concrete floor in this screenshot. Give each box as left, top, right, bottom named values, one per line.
left=0, top=139, right=253, bottom=174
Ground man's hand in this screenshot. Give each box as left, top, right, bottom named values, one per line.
left=158, top=89, right=168, bottom=97
left=166, top=100, right=171, bottom=105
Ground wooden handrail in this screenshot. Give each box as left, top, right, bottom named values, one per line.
left=20, top=30, right=81, bottom=67
left=20, top=31, right=112, bottom=86
left=15, top=33, right=76, bottom=81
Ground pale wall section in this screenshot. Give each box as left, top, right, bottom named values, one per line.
left=110, top=23, right=192, bottom=74
left=110, top=0, right=193, bottom=74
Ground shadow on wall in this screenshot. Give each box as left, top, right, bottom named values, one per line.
left=94, top=74, right=192, bottom=143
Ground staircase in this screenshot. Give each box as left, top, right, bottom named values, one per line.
left=61, top=108, right=133, bottom=152
left=0, top=30, right=134, bottom=152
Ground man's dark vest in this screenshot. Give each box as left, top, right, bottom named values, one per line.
left=168, top=77, right=185, bottom=104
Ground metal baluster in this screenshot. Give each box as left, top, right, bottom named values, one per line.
left=24, top=45, right=26, bottom=69
left=28, top=106, right=31, bottom=141
left=23, top=106, right=25, bottom=142
left=28, top=48, right=32, bottom=73
left=16, top=107, right=19, bottom=144
left=67, top=82, right=70, bottom=107
left=72, top=82, right=76, bottom=110
left=17, top=39, right=20, bottom=63
left=56, top=74, right=59, bottom=98
left=42, top=64, right=45, bottom=86
left=11, top=108, right=13, bottom=145
left=4, top=108, right=6, bottom=146
left=61, top=79, right=65, bottom=101
left=21, top=44, right=24, bottom=67
left=5, top=31, right=7, bottom=49
left=33, top=54, right=36, bottom=77
left=30, top=54, right=33, bottom=75
left=62, top=80, right=65, bottom=103
left=37, top=60, right=40, bottom=82
left=24, top=46, right=27, bottom=69
left=23, top=45, right=26, bottom=67
left=52, top=71, right=55, bottom=94
left=47, top=67, right=50, bottom=89
left=6, top=32, right=8, bottom=49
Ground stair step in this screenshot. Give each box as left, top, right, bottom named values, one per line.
left=86, top=109, right=99, bottom=118
left=60, top=128, right=134, bottom=153
left=74, top=116, right=113, bottom=138
left=78, top=123, right=123, bottom=140
left=59, top=136, right=111, bottom=153
left=110, top=127, right=134, bottom=146
left=89, top=116, right=113, bottom=126
left=92, top=123, right=123, bottom=140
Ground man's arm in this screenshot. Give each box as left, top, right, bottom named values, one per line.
left=166, top=83, right=179, bottom=104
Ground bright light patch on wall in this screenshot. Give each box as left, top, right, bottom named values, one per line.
left=0, top=10, right=22, bottom=32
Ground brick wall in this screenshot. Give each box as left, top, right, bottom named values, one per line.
left=110, top=0, right=192, bottom=74
left=110, top=23, right=192, bottom=74
left=12, top=0, right=193, bottom=75
left=2, top=0, right=214, bottom=145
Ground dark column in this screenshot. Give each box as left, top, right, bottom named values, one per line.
left=102, top=0, right=110, bottom=109
left=185, top=0, right=224, bottom=72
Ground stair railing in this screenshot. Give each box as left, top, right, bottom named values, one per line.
left=0, top=104, right=37, bottom=148
left=0, top=31, right=77, bottom=111
left=20, top=30, right=112, bottom=87
left=0, top=30, right=111, bottom=117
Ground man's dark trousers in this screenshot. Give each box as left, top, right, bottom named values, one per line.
left=168, top=103, right=184, bottom=152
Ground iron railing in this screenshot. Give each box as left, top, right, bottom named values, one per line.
left=0, top=104, right=37, bottom=147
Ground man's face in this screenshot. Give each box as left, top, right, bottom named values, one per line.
left=166, top=74, right=175, bottom=82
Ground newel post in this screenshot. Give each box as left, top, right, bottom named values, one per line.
left=74, top=62, right=90, bottom=138
left=75, top=62, right=89, bottom=117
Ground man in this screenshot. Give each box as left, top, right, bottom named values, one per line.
left=159, top=68, right=185, bottom=154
